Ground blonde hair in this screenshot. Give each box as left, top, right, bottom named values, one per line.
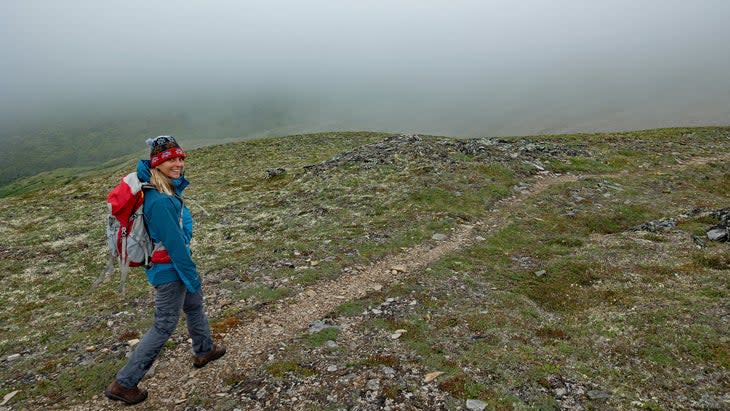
left=150, top=168, right=175, bottom=195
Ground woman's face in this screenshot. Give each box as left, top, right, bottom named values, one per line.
left=157, top=157, right=185, bottom=179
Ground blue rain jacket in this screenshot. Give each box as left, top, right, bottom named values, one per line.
left=136, top=160, right=200, bottom=293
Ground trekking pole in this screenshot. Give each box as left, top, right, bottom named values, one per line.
left=185, top=197, right=211, bottom=217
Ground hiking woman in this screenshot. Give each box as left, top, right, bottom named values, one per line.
left=105, top=136, right=225, bottom=405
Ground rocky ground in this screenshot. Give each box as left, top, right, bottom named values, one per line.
left=1, top=127, right=729, bottom=410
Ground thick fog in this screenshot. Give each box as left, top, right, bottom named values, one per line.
left=2, top=0, right=730, bottom=137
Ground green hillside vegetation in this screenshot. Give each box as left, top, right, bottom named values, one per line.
left=0, top=127, right=728, bottom=409
left=0, top=98, right=311, bottom=187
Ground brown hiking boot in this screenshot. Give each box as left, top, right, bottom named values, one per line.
left=193, top=343, right=226, bottom=368
left=104, top=380, right=148, bottom=405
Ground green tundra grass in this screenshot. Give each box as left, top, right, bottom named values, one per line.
left=0, top=127, right=728, bottom=409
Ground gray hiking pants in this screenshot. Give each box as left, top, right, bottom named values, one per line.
left=116, top=281, right=213, bottom=388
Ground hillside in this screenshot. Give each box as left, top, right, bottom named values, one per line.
left=1, top=127, right=729, bottom=410
left=0, top=98, right=309, bottom=187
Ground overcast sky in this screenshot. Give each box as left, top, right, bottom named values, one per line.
left=2, top=0, right=729, bottom=137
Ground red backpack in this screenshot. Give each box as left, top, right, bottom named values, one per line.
left=92, top=172, right=154, bottom=294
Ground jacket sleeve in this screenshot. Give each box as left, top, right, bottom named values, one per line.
left=146, top=197, right=201, bottom=293
left=182, top=206, right=193, bottom=243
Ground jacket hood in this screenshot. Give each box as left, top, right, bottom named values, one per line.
left=136, top=159, right=189, bottom=193
left=136, top=160, right=153, bottom=182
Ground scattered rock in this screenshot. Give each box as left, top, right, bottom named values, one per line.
left=707, top=227, right=728, bottom=241
left=632, top=219, right=676, bottom=232
left=266, top=168, right=286, bottom=178
left=534, top=270, right=546, bottom=277
left=466, top=399, right=487, bottom=411
left=698, top=208, right=730, bottom=242
left=308, top=319, right=340, bottom=334
left=366, top=379, right=380, bottom=391
left=587, top=390, right=610, bottom=400
left=424, top=371, right=445, bottom=383
left=1, top=390, right=19, bottom=406
left=432, top=233, right=448, bottom=241
left=327, top=365, right=338, bottom=372
left=390, top=329, right=407, bottom=339
left=6, top=354, right=21, bottom=362
left=692, top=235, right=706, bottom=248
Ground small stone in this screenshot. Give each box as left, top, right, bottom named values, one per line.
left=308, top=319, right=339, bottom=333
left=309, top=260, right=319, bottom=267
left=475, top=236, right=485, bottom=241
left=372, top=283, right=383, bottom=291
left=6, top=354, right=21, bottom=362
left=327, top=365, right=338, bottom=372
left=266, top=168, right=286, bottom=178
left=432, top=233, right=448, bottom=241
left=127, top=339, right=140, bottom=347
left=587, top=390, right=610, bottom=400
left=382, top=366, right=396, bottom=376
left=424, top=371, right=445, bottom=383
left=409, top=300, right=417, bottom=306
left=371, top=309, right=383, bottom=315
left=366, top=379, right=380, bottom=391
left=175, top=399, right=187, bottom=404
left=256, top=387, right=267, bottom=399
left=466, top=399, right=487, bottom=411
left=555, top=388, right=567, bottom=397
left=707, top=228, right=727, bottom=241
left=391, top=265, right=407, bottom=273
left=325, top=340, right=338, bottom=348
left=85, top=345, right=96, bottom=352
left=1, top=390, right=19, bottom=406
left=534, top=270, right=546, bottom=277
left=306, top=290, right=317, bottom=298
